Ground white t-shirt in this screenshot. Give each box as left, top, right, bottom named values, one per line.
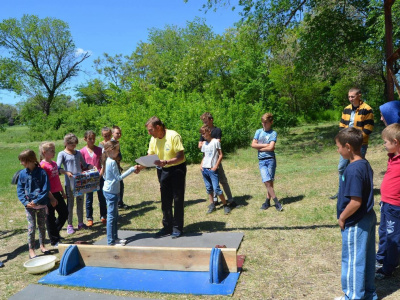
left=201, top=139, right=221, bottom=169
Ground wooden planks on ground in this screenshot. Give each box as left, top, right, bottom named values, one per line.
left=58, top=244, right=237, bottom=272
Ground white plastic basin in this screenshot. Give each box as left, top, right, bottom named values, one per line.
left=23, top=255, right=57, bottom=274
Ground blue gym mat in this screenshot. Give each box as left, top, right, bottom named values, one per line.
left=39, top=266, right=240, bottom=296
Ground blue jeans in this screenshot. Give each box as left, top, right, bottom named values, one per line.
left=86, top=178, right=107, bottom=220
left=376, top=202, right=400, bottom=274
left=258, top=158, right=276, bottom=183
left=338, top=145, right=368, bottom=176
left=201, top=168, right=223, bottom=196
left=103, top=191, right=119, bottom=245
left=341, top=210, right=377, bottom=300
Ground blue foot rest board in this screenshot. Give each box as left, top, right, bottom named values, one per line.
left=39, top=267, right=240, bottom=296
left=40, top=245, right=240, bottom=296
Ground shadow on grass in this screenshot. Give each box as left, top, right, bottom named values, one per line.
left=281, top=195, right=304, bottom=205
left=186, top=198, right=207, bottom=206
left=0, top=228, right=26, bottom=239
left=376, top=274, right=400, bottom=299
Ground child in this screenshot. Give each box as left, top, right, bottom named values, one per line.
left=375, top=123, right=400, bottom=279
left=57, top=133, right=93, bottom=234
left=379, top=100, right=400, bottom=126
left=200, top=125, right=231, bottom=215
left=251, top=112, right=283, bottom=211
left=39, top=142, right=68, bottom=246
left=111, top=125, right=127, bottom=209
left=102, top=140, right=137, bottom=245
left=99, top=126, right=112, bottom=150
left=198, top=112, right=234, bottom=205
left=17, top=149, right=50, bottom=259
left=80, top=130, right=107, bottom=227
left=334, top=127, right=377, bottom=300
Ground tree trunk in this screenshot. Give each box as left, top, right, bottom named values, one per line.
left=384, top=0, right=395, bottom=101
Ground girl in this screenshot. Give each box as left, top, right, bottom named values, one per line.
left=80, top=130, right=107, bottom=227
left=17, top=149, right=50, bottom=259
left=199, top=125, right=231, bottom=215
left=102, top=140, right=137, bottom=246
left=57, top=133, right=93, bottom=234
left=99, top=126, right=112, bottom=150
left=39, top=142, right=68, bottom=246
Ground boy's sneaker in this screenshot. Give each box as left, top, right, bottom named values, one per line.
left=67, top=225, right=75, bottom=234
left=87, top=220, right=93, bottom=227
left=223, top=205, right=231, bottom=215
left=101, top=217, right=107, bottom=225
left=78, top=223, right=88, bottom=230
left=260, top=200, right=271, bottom=210
left=115, top=238, right=127, bottom=246
left=375, top=260, right=383, bottom=271
left=275, top=201, right=283, bottom=212
left=375, top=267, right=391, bottom=280
left=207, top=203, right=216, bottom=214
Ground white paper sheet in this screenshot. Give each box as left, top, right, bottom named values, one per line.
left=135, top=154, right=159, bottom=167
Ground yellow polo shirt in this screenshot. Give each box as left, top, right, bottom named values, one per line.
left=147, top=129, right=185, bottom=167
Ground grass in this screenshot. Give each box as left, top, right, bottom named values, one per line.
left=0, top=122, right=399, bottom=300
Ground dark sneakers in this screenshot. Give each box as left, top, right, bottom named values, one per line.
left=375, top=267, right=391, bottom=280
left=260, top=199, right=271, bottom=210
left=274, top=201, right=283, bottom=211
left=171, top=228, right=182, bottom=239
left=223, top=205, right=231, bottom=215
left=155, top=228, right=172, bottom=237
left=207, top=203, right=216, bottom=214
left=329, top=193, right=338, bottom=200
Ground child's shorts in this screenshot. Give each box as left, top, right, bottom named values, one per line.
left=259, top=158, right=276, bottom=183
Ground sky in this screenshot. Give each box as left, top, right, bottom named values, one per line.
left=0, top=0, right=241, bottom=105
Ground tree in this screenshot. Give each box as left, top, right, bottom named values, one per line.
left=0, top=14, right=90, bottom=115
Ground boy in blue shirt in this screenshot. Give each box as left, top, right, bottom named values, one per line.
left=252, top=112, right=283, bottom=211
left=334, top=127, right=377, bottom=300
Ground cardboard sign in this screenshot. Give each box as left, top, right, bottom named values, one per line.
left=72, top=169, right=100, bottom=197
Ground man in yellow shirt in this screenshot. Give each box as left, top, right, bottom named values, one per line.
left=142, top=116, right=187, bottom=238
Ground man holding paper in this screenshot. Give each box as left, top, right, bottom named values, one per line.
left=138, top=116, right=186, bottom=238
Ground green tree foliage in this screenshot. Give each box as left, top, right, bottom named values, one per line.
left=0, top=14, right=90, bottom=115
left=0, top=103, right=18, bottom=125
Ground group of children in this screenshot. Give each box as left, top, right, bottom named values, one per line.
left=17, top=126, right=136, bottom=258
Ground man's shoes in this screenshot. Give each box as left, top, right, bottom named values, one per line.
left=260, top=200, right=271, bottom=210
left=101, top=217, right=107, bottom=225
left=375, top=267, right=391, bottom=280
left=171, top=228, right=182, bottom=239
left=155, top=228, right=172, bottom=237
left=67, top=225, right=75, bottom=234
left=118, top=204, right=129, bottom=210
left=41, top=250, right=51, bottom=255
left=0, top=261, right=4, bottom=268
left=329, top=193, right=338, bottom=200
left=223, top=204, right=231, bottom=215
left=87, top=220, right=93, bottom=227
left=207, top=203, right=216, bottom=214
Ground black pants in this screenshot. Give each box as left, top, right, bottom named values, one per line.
left=157, top=162, right=186, bottom=232
left=118, top=180, right=125, bottom=207
left=46, top=191, right=68, bottom=244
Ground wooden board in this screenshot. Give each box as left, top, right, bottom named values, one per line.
left=58, top=244, right=237, bottom=272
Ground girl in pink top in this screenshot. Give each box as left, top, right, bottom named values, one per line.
left=39, top=142, right=68, bottom=246
left=80, top=130, right=107, bottom=227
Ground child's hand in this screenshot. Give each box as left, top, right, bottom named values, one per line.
left=66, top=171, right=73, bottom=177
left=338, top=218, right=345, bottom=230
left=211, top=167, right=218, bottom=172
left=50, top=198, right=58, bottom=207
left=26, top=202, right=36, bottom=208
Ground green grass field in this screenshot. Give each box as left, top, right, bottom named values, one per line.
left=0, top=123, right=399, bottom=300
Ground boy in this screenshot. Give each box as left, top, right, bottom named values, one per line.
left=198, top=112, right=234, bottom=205
left=330, top=88, right=374, bottom=199
left=334, top=127, right=377, bottom=300
left=111, top=125, right=127, bottom=209
left=200, top=125, right=231, bottom=215
left=375, top=123, right=400, bottom=279
left=251, top=112, right=282, bottom=211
